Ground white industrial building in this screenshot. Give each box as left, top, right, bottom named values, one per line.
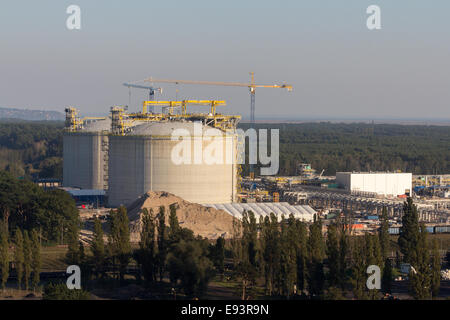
left=336, top=172, right=412, bottom=196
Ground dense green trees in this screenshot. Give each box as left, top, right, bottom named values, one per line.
left=1, top=121, right=448, bottom=181
left=238, top=122, right=450, bottom=175
left=2, top=227, right=41, bottom=291
left=166, top=234, right=214, bottom=297
left=0, top=121, right=63, bottom=179
left=0, top=171, right=79, bottom=243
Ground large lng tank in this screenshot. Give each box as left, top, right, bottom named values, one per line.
left=108, top=121, right=238, bottom=206
left=63, top=109, right=110, bottom=190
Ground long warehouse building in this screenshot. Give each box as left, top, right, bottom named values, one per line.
left=336, top=172, right=412, bottom=196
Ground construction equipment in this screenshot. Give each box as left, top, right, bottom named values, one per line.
left=142, top=100, right=226, bottom=115
left=141, top=73, right=292, bottom=178
left=123, top=83, right=162, bottom=112
left=318, top=169, right=325, bottom=179
left=142, top=73, right=292, bottom=124
left=64, top=107, right=107, bottom=132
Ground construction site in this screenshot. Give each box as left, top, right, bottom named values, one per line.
left=61, top=75, right=450, bottom=241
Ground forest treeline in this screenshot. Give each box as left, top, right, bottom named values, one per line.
left=239, top=122, right=450, bottom=176
left=0, top=121, right=63, bottom=179
left=0, top=121, right=448, bottom=179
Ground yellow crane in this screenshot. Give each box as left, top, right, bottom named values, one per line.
left=143, top=72, right=292, bottom=124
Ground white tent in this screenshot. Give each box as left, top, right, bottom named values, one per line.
left=204, top=202, right=316, bottom=222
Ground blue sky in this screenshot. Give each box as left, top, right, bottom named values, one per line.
left=1, top=0, right=449, bottom=120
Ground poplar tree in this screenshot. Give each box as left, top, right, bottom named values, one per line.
left=0, top=228, right=9, bottom=290
left=31, top=229, right=41, bottom=290
left=14, top=228, right=24, bottom=289
left=109, top=206, right=131, bottom=282
left=261, top=213, right=280, bottom=296
left=23, top=230, right=32, bottom=290
left=326, top=224, right=339, bottom=288
left=379, top=207, right=390, bottom=261
left=66, top=222, right=81, bottom=265
left=236, top=211, right=258, bottom=299
left=430, top=239, right=441, bottom=298
left=409, top=224, right=431, bottom=299
left=338, top=219, right=349, bottom=290
left=138, top=208, right=157, bottom=285
left=398, top=198, right=419, bottom=264
left=307, top=215, right=325, bottom=298
left=296, top=219, right=308, bottom=295
left=381, top=258, right=393, bottom=294
left=350, top=240, right=368, bottom=300
left=280, top=215, right=298, bottom=298
left=91, top=217, right=105, bottom=278
left=212, top=236, right=225, bottom=276
left=168, top=204, right=181, bottom=244
left=157, top=206, right=167, bottom=281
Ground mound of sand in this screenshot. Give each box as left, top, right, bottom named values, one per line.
left=127, top=191, right=237, bottom=241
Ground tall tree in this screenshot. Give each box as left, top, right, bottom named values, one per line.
left=338, top=218, right=349, bottom=290
left=409, top=224, right=431, bottom=299
left=379, top=207, right=390, bottom=261
left=350, top=240, right=368, bottom=300
left=430, top=239, right=441, bottom=298
left=109, top=206, right=131, bottom=282
left=157, top=206, right=167, bottom=282
left=23, top=230, right=32, bottom=290
left=280, top=214, right=298, bottom=298
left=211, top=236, right=225, bottom=277
left=307, top=215, right=325, bottom=298
left=13, top=228, right=24, bottom=289
left=296, top=219, right=308, bottom=295
left=66, top=222, right=81, bottom=265
left=326, top=224, right=340, bottom=288
left=398, top=198, right=420, bottom=264
left=31, top=229, right=41, bottom=290
left=168, top=204, right=181, bottom=244
left=0, top=227, right=9, bottom=290
left=236, top=211, right=259, bottom=299
left=381, top=258, right=393, bottom=294
left=138, top=208, right=157, bottom=285
left=91, top=217, right=105, bottom=278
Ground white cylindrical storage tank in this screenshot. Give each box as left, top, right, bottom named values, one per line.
left=108, top=121, right=237, bottom=207
left=63, top=118, right=110, bottom=190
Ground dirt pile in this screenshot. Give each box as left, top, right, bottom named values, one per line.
left=127, top=191, right=237, bottom=241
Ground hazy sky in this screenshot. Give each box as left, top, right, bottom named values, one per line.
left=1, top=0, right=449, bottom=120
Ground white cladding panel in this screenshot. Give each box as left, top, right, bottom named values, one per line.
left=336, top=172, right=412, bottom=196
